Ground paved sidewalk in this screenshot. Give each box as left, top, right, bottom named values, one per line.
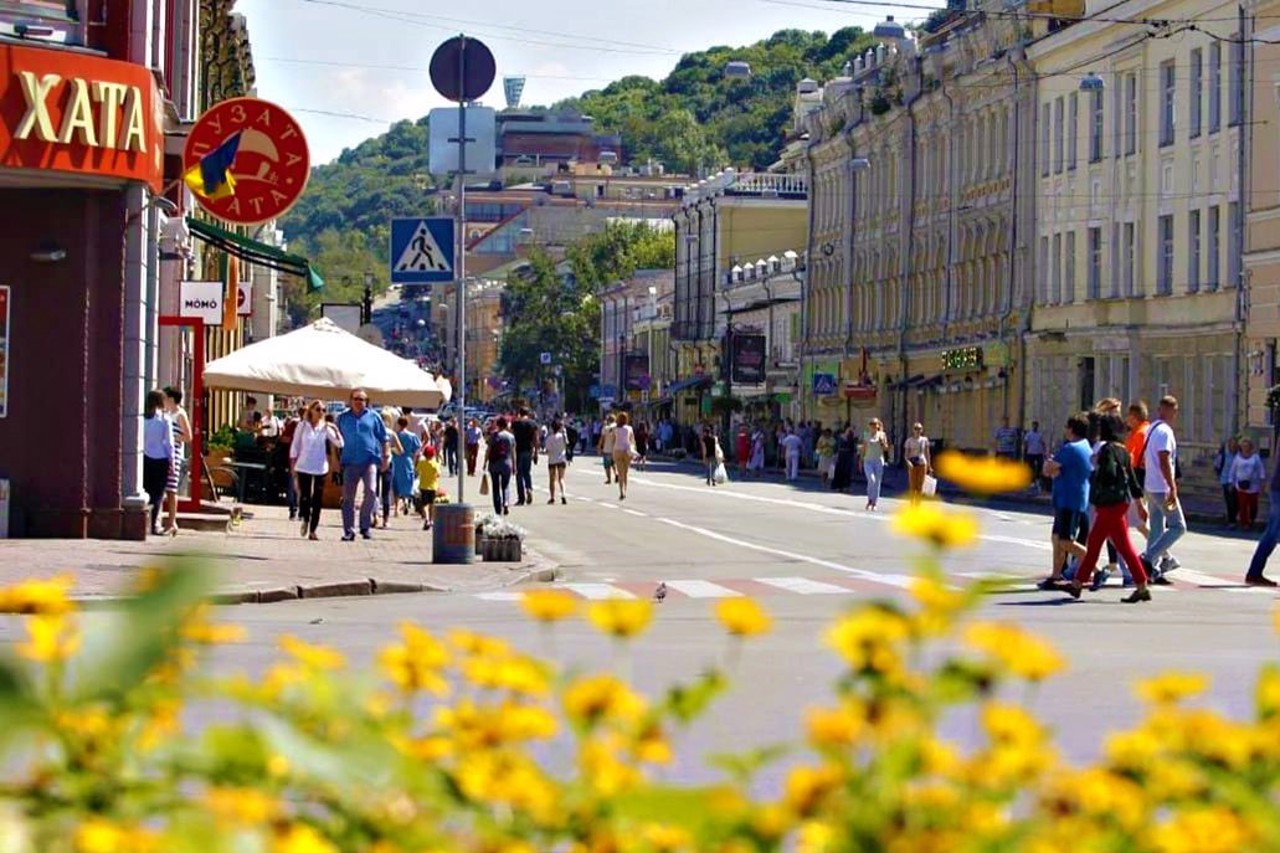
left=0, top=505, right=553, bottom=602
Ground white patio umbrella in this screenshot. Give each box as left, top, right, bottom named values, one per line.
left=203, top=317, right=452, bottom=409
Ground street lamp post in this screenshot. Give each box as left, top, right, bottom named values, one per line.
left=362, top=271, right=374, bottom=325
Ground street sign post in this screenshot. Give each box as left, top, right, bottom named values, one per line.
left=390, top=218, right=455, bottom=284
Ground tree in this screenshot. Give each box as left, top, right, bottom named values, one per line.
left=280, top=229, right=389, bottom=328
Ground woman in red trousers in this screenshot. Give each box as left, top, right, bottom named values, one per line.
left=1067, top=413, right=1152, bottom=603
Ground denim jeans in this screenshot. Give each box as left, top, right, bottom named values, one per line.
left=489, top=465, right=512, bottom=514
left=864, top=459, right=885, bottom=505
left=1143, top=491, right=1186, bottom=564
left=341, top=463, right=378, bottom=535
left=1246, top=495, right=1280, bottom=579
left=516, top=452, right=534, bottom=504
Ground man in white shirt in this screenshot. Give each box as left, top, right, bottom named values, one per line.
left=1023, top=420, right=1047, bottom=493
left=1140, top=395, right=1185, bottom=584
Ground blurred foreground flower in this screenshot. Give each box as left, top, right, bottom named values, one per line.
left=0, top=575, right=75, bottom=615
left=587, top=599, right=653, bottom=639
left=18, top=614, right=80, bottom=663
left=1135, top=671, right=1210, bottom=706
left=521, top=589, right=579, bottom=623
left=935, top=451, right=1031, bottom=495
left=891, top=503, right=979, bottom=549
left=964, top=621, right=1065, bottom=682
left=715, top=598, right=772, bottom=637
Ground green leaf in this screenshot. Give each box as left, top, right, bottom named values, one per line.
left=707, top=742, right=792, bottom=785
left=663, top=669, right=727, bottom=725
left=611, top=785, right=723, bottom=831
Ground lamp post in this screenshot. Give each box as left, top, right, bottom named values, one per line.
left=362, top=270, right=374, bottom=325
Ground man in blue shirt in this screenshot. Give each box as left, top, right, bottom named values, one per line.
left=336, top=388, right=389, bottom=540
left=1039, top=412, right=1092, bottom=590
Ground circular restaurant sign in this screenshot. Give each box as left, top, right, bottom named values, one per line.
left=182, top=97, right=310, bottom=226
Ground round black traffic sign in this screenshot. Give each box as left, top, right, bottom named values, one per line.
left=429, top=36, right=496, bottom=103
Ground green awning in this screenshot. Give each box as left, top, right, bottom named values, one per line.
left=186, top=217, right=325, bottom=292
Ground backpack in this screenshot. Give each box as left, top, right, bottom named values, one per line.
left=1089, top=442, right=1142, bottom=507
left=489, top=433, right=510, bottom=463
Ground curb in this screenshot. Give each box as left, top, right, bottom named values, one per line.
left=72, top=575, right=453, bottom=609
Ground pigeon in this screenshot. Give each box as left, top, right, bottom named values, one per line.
left=653, top=582, right=667, bottom=603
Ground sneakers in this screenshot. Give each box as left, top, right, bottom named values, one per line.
left=342, top=532, right=356, bottom=542
left=1090, top=568, right=1110, bottom=592
left=1159, top=555, right=1181, bottom=573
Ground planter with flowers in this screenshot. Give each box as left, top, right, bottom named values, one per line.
left=474, top=513, right=526, bottom=562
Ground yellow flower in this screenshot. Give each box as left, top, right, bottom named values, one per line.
left=631, top=718, right=674, bottom=765
left=964, top=621, right=1065, bottom=682
left=934, top=450, right=1031, bottom=495
left=891, top=503, right=979, bottom=549
left=18, top=614, right=80, bottom=663
left=783, top=764, right=843, bottom=817
left=564, top=674, right=647, bottom=726
left=1257, top=664, right=1280, bottom=719
left=521, top=589, right=579, bottom=622
left=75, top=818, right=160, bottom=853
left=805, top=704, right=864, bottom=748
left=278, top=635, right=346, bottom=670
left=796, top=821, right=835, bottom=853
left=640, top=823, right=692, bottom=853
left=826, top=607, right=911, bottom=675
left=460, top=654, right=549, bottom=696
left=449, top=628, right=512, bottom=658
left=274, top=823, right=339, bottom=853
left=181, top=604, right=248, bottom=645
left=1135, top=671, right=1210, bottom=705
left=909, top=575, right=968, bottom=635
left=204, top=786, right=280, bottom=825
left=1151, top=807, right=1250, bottom=853
left=379, top=622, right=451, bottom=695
left=579, top=735, right=641, bottom=796
left=715, top=598, right=772, bottom=637
left=587, top=599, right=653, bottom=639
left=0, top=576, right=75, bottom=615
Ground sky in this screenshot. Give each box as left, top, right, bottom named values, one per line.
left=235, top=0, right=939, bottom=165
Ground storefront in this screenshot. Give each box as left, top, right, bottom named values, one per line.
left=0, top=42, right=169, bottom=537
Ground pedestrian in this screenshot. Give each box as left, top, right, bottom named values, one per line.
left=1216, top=436, right=1241, bottom=528
left=465, top=418, right=482, bottom=476
left=161, top=386, right=192, bottom=536
left=1038, top=412, right=1092, bottom=590
left=816, top=428, right=837, bottom=487
left=565, top=419, right=580, bottom=465
left=861, top=418, right=890, bottom=510
left=993, top=416, right=1019, bottom=461
left=612, top=412, right=635, bottom=501
left=377, top=410, right=405, bottom=527
left=277, top=404, right=304, bottom=521
left=545, top=418, right=569, bottom=505
left=1138, top=395, right=1186, bottom=584
left=1244, top=450, right=1280, bottom=586
left=486, top=416, right=515, bottom=516
left=903, top=422, right=932, bottom=505
left=336, top=388, right=389, bottom=541
left=1023, top=419, right=1046, bottom=494
left=392, top=415, right=422, bottom=517
left=635, top=420, right=650, bottom=471
left=1124, top=402, right=1153, bottom=538
left=443, top=417, right=460, bottom=476
left=291, top=399, right=343, bottom=540
left=701, top=424, right=722, bottom=486
left=599, top=413, right=617, bottom=485
left=512, top=408, right=539, bottom=506
left=781, top=427, right=804, bottom=482
left=1231, top=438, right=1264, bottom=531
left=832, top=424, right=856, bottom=492
left=142, top=388, right=175, bottom=537
left=1086, top=401, right=1132, bottom=590
left=416, top=445, right=442, bottom=530
left=1064, top=412, right=1151, bottom=603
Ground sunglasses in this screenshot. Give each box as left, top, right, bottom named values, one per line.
left=352, top=396, right=368, bottom=402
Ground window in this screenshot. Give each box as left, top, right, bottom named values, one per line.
left=1053, top=97, right=1064, bottom=174
left=1089, top=89, right=1104, bottom=162
left=1124, top=73, right=1138, bottom=155
left=1159, top=61, right=1176, bottom=147
left=1041, top=103, right=1051, bottom=177
left=1208, top=206, right=1221, bottom=289
left=1068, top=93, right=1079, bottom=169
left=1188, top=209, right=1201, bottom=292
left=1229, top=201, right=1242, bottom=286
left=1190, top=48, right=1203, bottom=138
left=1065, top=231, right=1077, bottom=303
left=1052, top=233, right=1063, bottom=302
left=1158, top=214, right=1174, bottom=295
left=1112, top=77, right=1122, bottom=160
left=1087, top=226, right=1102, bottom=298
left=1229, top=36, right=1243, bottom=126
left=1039, top=236, right=1050, bottom=302
left=1209, top=42, right=1222, bottom=133
left=1123, top=222, right=1136, bottom=295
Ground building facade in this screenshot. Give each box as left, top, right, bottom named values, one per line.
left=723, top=251, right=803, bottom=421
left=1027, top=0, right=1247, bottom=468
left=800, top=7, right=1035, bottom=450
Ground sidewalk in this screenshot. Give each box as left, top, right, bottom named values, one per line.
left=0, top=504, right=553, bottom=603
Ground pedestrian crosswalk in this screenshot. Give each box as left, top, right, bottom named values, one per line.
left=474, top=571, right=1276, bottom=604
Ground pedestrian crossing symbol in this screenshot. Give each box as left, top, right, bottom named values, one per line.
left=390, top=217, right=456, bottom=284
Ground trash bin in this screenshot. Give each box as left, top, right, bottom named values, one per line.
left=432, top=502, right=475, bottom=564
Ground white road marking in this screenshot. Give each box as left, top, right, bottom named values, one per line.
left=475, top=591, right=525, bottom=602
left=756, top=577, right=854, bottom=595
left=1170, top=568, right=1246, bottom=587
left=598, top=502, right=618, bottom=510
left=664, top=579, right=742, bottom=598
left=623, top=508, right=648, bottom=518
left=655, top=516, right=914, bottom=589
left=561, top=582, right=635, bottom=600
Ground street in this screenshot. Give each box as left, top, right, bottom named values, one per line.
left=170, top=457, right=1280, bottom=785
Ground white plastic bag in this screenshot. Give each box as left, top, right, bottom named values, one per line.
left=922, top=474, right=938, bottom=497
left=713, top=462, right=728, bottom=485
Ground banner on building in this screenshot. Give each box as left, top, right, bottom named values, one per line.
left=731, top=333, right=767, bottom=385
left=623, top=354, right=650, bottom=392
left=0, top=286, right=8, bottom=418
left=178, top=281, right=225, bottom=325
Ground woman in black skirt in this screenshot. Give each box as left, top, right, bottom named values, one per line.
left=831, top=424, right=857, bottom=492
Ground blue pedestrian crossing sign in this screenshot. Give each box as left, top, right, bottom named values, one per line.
left=391, top=217, right=455, bottom=284
left=812, top=373, right=838, bottom=395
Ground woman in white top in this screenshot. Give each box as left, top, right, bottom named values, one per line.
left=903, top=422, right=931, bottom=506
left=860, top=418, right=891, bottom=511
left=544, top=419, right=570, bottom=505
left=611, top=411, right=636, bottom=501
left=1232, top=438, right=1266, bottom=530
left=291, top=399, right=344, bottom=540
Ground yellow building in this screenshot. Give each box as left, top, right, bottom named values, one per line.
left=800, top=8, right=1034, bottom=450
left=671, top=170, right=809, bottom=424
left=1027, top=0, right=1246, bottom=465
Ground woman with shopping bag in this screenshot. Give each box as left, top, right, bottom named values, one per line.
left=904, top=422, right=933, bottom=505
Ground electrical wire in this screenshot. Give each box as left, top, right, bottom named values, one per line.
left=259, top=56, right=616, bottom=83
left=769, top=0, right=1280, bottom=28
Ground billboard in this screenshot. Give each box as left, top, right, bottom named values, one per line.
left=731, top=333, right=767, bottom=385
left=321, top=303, right=363, bottom=335
left=623, top=354, right=650, bottom=392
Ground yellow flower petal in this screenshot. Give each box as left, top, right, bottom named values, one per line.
left=0, top=575, right=75, bottom=615
left=715, top=598, right=772, bottom=637
left=521, top=589, right=579, bottom=622
left=964, top=621, right=1065, bottom=682
left=278, top=635, right=346, bottom=670
left=891, top=503, right=979, bottom=549
left=587, top=599, right=653, bottom=639
left=935, top=451, right=1031, bottom=495
left=1135, top=671, right=1210, bottom=706
left=18, top=614, right=80, bottom=663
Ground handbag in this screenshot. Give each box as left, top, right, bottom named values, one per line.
left=479, top=473, right=490, bottom=496
left=713, top=462, right=728, bottom=484
left=922, top=474, right=938, bottom=497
